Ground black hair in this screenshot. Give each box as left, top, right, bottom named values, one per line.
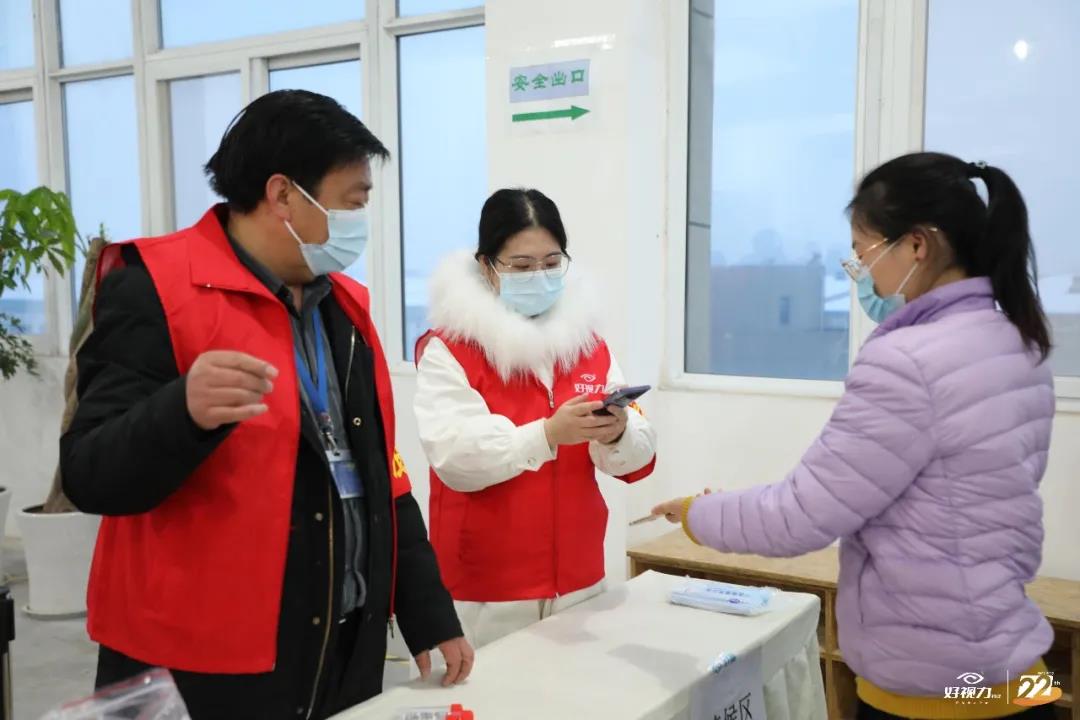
left=847, top=151, right=1051, bottom=360
left=205, top=89, right=389, bottom=213
left=476, top=188, right=569, bottom=260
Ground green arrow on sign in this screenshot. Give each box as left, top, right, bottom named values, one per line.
left=511, top=105, right=590, bottom=123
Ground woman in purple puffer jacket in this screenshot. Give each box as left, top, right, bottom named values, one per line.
left=655, top=152, right=1056, bottom=720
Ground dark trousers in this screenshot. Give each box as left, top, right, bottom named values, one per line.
left=95, top=613, right=378, bottom=720
left=856, top=699, right=1057, bottom=720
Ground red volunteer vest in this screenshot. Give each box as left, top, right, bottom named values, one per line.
left=87, top=207, right=411, bottom=674
left=415, top=330, right=655, bottom=603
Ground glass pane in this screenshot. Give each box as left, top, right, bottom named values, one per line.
left=0, top=0, right=34, bottom=69
left=399, top=26, right=487, bottom=360
left=685, top=0, right=857, bottom=380
left=398, top=0, right=481, bottom=17
left=269, top=60, right=362, bottom=118
left=926, top=0, right=1080, bottom=377
left=59, top=0, right=133, bottom=66
left=169, top=73, right=242, bottom=230
left=64, top=76, right=141, bottom=308
left=0, top=100, right=45, bottom=335
left=269, top=59, right=364, bottom=282
left=160, top=0, right=362, bottom=48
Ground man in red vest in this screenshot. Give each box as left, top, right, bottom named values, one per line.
left=60, top=90, right=471, bottom=719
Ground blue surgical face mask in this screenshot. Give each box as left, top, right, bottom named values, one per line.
left=848, top=240, right=919, bottom=324
left=285, top=182, right=368, bottom=275
left=496, top=268, right=565, bottom=317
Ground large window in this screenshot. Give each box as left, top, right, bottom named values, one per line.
left=0, top=0, right=33, bottom=70
left=0, top=98, right=43, bottom=335
left=0, top=0, right=485, bottom=364
left=58, top=0, right=132, bottom=66
left=159, top=0, right=363, bottom=48
left=64, top=76, right=141, bottom=304
left=684, top=0, right=858, bottom=381
left=399, top=26, right=487, bottom=360
left=169, top=73, right=243, bottom=229
left=925, top=0, right=1080, bottom=378
left=269, top=60, right=363, bottom=118
left=269, top=58, right=366, bottom=283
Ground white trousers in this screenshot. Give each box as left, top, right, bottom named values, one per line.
left=454, top=580, right=606, bottom=649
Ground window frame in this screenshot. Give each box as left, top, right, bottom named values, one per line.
left=0, top=0, right=484, bottom=370
left=373, top=0, right=485, bottom=375
left=0, top=74, right=59, bottom=356
left=669, top=0, right=1080, bottom=404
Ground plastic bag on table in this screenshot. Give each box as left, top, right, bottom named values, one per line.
left=39, top=668, right=190, bottom=720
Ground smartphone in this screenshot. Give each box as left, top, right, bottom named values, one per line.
left=594, top=385, right=651, bottom=415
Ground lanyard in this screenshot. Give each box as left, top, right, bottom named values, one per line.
left=294, top=307, right=334, bottom=446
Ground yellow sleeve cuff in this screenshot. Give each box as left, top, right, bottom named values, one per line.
left=680, top=496, right=702, bottom=546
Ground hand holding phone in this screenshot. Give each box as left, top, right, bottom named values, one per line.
left=594, top=385, right=651, bottom=416
left=544, top=395, right=619, bottom=448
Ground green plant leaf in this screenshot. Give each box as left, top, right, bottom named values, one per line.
left=0, top=312, right=38, bottom=380
left=0, top=185, right=79, bottom=302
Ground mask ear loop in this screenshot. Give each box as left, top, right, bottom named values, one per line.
left=291, top=180, right=329, bottom=215
left=893, top=259, right=920, bottom=297
left=893, top=225, right=942, bottom=295
left=483, top=257, right=501, bottom=293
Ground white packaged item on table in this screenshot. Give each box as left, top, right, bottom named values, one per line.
left=670, top=578, right=777, bottom=616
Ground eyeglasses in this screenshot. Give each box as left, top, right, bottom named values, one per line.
left=490, top=252, right=571, bottom=279
left=841, top=238, right=889, bottom=281
left=842, top=227, right=939, bottom=280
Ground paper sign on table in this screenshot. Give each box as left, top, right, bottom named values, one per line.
left=690, top=646, right=767, bottom=720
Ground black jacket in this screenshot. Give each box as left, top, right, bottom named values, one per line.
left=60, top=244, right=460, bottom=720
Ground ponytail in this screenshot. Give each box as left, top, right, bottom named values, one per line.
left=970, top=163, right=1052, bottom=360
left=848, top=152, right=1052, bottom=362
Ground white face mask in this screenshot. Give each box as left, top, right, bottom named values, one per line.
left=284, top=182, right=369, bottom=275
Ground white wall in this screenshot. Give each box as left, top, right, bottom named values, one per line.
left=2, top=0, right=1079, bottom=586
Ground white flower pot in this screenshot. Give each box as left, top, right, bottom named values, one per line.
left=17, top=505, right=100, bottom=617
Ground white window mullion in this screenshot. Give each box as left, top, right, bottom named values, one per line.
left=266, top=47, right=360, bottom=73
left=132, top=0, right=156, bottom=237
left=39, top=0, right=76, bottom=354
left=383, top=6, right=484, bottom=35
left=25, top=0, right=61, bottom=356
left=362, top=0, right=384, bottom=337
left=849, top=0, right=928, bottom=356
left=374, top=0, right=406, bottom=366
left=662, top=0, right=690, bottom=389
left=249, top=57, right=269, bottom=100
left=142, top=61, right=173, bottom=236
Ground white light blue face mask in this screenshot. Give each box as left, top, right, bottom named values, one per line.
left=847, top=239, right=919, bottom=324
left=285, top=182, right=369, bottom=275
left=496, top=268, right=565, bottom=317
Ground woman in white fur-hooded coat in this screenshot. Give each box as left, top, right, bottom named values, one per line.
left=413, top=188, right=657, bottom=649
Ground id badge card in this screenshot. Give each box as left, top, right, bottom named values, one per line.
left=327, top=448, right=364, bottom=499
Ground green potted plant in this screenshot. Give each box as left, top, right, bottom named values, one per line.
left=1, top=186, right=103, bottom=617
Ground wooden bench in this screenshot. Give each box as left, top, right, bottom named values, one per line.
left=628, top=530, right=1080, bottom=720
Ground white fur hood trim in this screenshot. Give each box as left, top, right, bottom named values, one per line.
left=427, top=251, right=602, bottom=381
